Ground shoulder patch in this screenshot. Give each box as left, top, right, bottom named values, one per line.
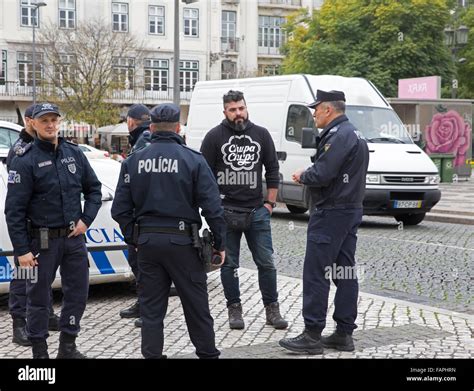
left=13, top=141, right=33, bottom=157
left=182, top=144, right=202, bottom=155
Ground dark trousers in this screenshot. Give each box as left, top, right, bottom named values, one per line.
left=9, top=273, right=55, bottom=320
left=127, top=244, right=140, bottom=292
left=26, top=235, right=89, bottom=340
left=137, top=232, right=219, bottom=359
left=303, top=208, right=363, bottom=335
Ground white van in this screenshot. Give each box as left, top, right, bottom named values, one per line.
left=186, top=74, right=441, bottom=225
left=0, top=121, right=131, bottom=293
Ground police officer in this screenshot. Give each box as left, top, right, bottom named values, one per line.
left=7, top=104, right=60, bottom=347
left=112, top=103, right=226, bottom=359
left=119, top=104, right=151, bottom=322
left=279, top=90, right=369, bottom=354
left=5, top=102, right=102, bottom=359
left=127, top=103, right=152, bottom=154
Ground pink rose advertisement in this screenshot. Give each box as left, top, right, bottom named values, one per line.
left=425, top=110, right=472, bottom=169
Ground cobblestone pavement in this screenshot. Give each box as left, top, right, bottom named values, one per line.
left=0, top=269, right=472, bottom=359
left=249, top=211, right=473, bottom=314
left=0, top=213, right=472, bottom=359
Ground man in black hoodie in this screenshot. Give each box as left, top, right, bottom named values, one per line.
left=200, top=90, right=288, bottom=330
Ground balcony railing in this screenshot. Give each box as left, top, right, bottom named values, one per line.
left=258, top=0, right=302, bottom=6
left=0, top=81, right=193, bottom=103
left=221, top=37, right=240, bottom=53
left=257, top=45, right=285, bottom=56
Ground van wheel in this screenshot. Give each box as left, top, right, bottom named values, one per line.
left=394, top=213, right=426, bottom=226
left=286, top=204, right=308, bottom=214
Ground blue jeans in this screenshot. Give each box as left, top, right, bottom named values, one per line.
left=221, top=206, right=278, bottom=307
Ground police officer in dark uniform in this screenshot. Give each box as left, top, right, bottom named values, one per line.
left=119, top=104, right=151, bottom=321
left=5, top=103, right=102, bottom=359
left=127, top=104, right=152, bottom=154
left=279, top=90, right=369, bottom=354
left=112, top=103, right=226, bottom=359
left=7, top=104, right=60, bottom=347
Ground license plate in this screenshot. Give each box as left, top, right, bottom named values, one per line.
left=393, top=200, right=422, bottom=209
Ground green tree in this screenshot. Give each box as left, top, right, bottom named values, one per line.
left=282, top=0, right=453, bottom=97
left=455, top=6, right=474, bottom=99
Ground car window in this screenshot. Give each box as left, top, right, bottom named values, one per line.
left=0, top=127, right=18, bottom=149
left=79, top=145, right=89, bottom=152
left=285, top=105, right=315, bottom=144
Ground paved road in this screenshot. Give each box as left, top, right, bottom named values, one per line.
left=241, top=209, right=473, bottom=314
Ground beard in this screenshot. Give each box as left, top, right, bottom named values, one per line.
left=224, top=114, right=249, bottom=132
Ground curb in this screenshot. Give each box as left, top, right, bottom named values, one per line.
left=425, top=213, right=474, bottom=225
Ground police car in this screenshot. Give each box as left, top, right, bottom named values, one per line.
left=0, top=121, right=132, bottom=293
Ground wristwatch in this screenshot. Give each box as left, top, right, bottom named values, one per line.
left=264, top=200, right=277, bottom=208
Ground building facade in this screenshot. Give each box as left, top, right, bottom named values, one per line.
left=0, top=0, right=322, bottom=122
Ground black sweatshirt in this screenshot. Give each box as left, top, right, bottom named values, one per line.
left=200, top=119, right=280, bottom=208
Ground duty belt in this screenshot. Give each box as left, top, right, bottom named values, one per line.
left=30, top=227, right=72, bottom=239
left=139, top=226, right=192, bottom=236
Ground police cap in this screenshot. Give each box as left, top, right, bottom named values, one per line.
left=307, top=90, right=346, bottom=109
left=33, top=102, right=61, bottom=118
left=24, top=104, right=38, bottom=118
left=150, top=103, right=180, bottom=124
left=127, top=104, right=150, bottom=121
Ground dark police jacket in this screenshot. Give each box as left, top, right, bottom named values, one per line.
left=111, top=131, right=226, bottom=250
left=6, top=128, right=34, bottom=170
left=5, top=137, right=102, bottom=256
left=128, top=123, right=151, bottom=154
left=301, top=115, right=369, bottom=209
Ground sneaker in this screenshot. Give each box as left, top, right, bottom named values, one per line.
left=279, top=330, right=323, bottom=355
left=227, top=303, right=244, bottom=330
left=321, top=330, right=355, bottom=352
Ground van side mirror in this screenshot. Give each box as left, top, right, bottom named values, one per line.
left=301, top=127, right=318, bottom=149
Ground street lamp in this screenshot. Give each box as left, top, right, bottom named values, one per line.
left=31, top=1, right=47, bottom=104
left=444, top=25, right=469, bottom=99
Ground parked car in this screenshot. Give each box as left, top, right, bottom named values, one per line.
left=79, top=144, right=110, bottom=159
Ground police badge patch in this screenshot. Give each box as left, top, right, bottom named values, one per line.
left=68, top=163, right=76, bottom=174
left=8, top=170, right=20, bottom=184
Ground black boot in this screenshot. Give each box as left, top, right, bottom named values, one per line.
left=12, top=317, right=32, bottom=347
left=227, top=303, right=244, bottom=330
left=279, top=329, right=323, bottom=355
left=48, top=313, right=60, bottom=331
left=265, top=302, right=288, bottom=330
left=31, top=339, right=49, bottom=359
left=321, top=330, right=355, bottom=352
left=119, top=301, right=140, bottom=318
left=56, top=332, right=86, bottom=359
left=134, top=318, right=142, bottom=328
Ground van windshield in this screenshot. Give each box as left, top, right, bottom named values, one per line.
left=346, top=106, right=414, bottom=144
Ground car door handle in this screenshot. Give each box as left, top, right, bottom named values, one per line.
left=277, top=151, right=287, bottom=161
